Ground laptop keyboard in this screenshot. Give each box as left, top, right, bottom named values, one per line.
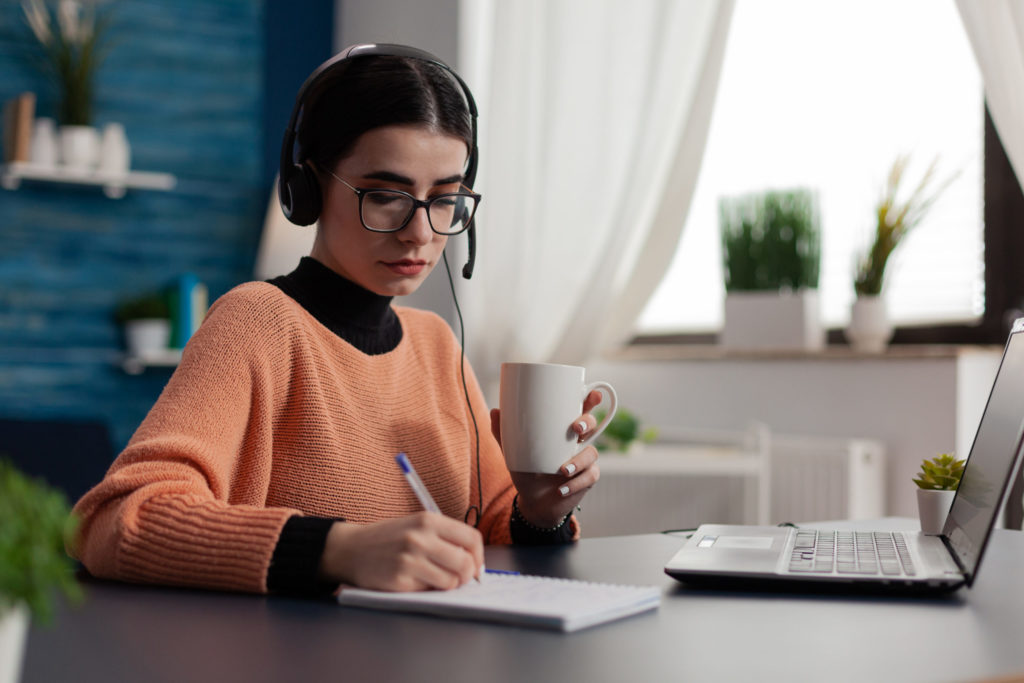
left=788, top=530, right=917, bottom=576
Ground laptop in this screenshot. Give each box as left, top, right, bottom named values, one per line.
left=664, top=318, right=1024, bottom=594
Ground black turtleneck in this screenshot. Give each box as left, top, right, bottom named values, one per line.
left=268, top=256, right=402, bottom=355
left=264, top=257, right=574, bottom=597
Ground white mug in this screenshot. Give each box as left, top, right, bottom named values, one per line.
left=499, top=362, right=618, bottom=474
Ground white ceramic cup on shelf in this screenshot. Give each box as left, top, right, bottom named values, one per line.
left=29, top=117, right=59, bottom=167
left=499, top=362, right=617, bottom=474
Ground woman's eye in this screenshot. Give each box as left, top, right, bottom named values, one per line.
left=366, top=193, right=403, bottom=206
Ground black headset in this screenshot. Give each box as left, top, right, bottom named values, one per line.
left=278, top=43, right=479, bottom=279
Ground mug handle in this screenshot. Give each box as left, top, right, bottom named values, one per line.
left=576, top=381, right=618, bottom=452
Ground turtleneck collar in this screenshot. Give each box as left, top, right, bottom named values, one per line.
left=268, top=257, right=402, bottom=355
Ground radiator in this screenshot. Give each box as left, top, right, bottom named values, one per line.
left=576, top=429, right=885, bottom=538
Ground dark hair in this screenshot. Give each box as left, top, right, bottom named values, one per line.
left=297, top=55, right=474, bottom=178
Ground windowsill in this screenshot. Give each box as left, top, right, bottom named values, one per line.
left=605, top=343, right=1002, bottom=363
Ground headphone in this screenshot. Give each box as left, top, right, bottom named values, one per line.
left=278, top=43, right=479, bottom=279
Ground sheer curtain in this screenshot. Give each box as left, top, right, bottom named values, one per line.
left=458, top=0, right=735, bottom=398
left=957, top=0, right=1024, bottom=188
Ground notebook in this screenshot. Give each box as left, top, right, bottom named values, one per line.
left=664, top=317, right=1024, bottom=595
left=337, top=571, right=661, bottom=632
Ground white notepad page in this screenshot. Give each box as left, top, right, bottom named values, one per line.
left=337, top=572, right=661, bottom=632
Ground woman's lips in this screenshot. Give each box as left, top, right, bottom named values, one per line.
left=382, top=259, right=427, bottom=276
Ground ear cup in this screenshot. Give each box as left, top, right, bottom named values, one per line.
left=280, top=163, right=322, bottom=226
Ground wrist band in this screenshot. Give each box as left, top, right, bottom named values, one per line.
left=512, top=494, right=571, bottom=533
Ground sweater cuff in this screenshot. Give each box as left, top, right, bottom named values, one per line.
left=267, top=515, right=338, bottom=596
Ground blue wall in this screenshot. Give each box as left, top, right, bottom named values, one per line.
left=0, top=0, right=330, bottom=451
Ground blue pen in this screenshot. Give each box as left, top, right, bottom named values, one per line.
left=395, top=452, right=483, bottom=582
left=395, top=452, right=441, bottom=513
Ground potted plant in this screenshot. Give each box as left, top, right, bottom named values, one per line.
left=913, top=452, right=965, bottom=535
left=593, top=408, right=659, bottom=455
left=0, top=459, right=82, bottom=683
left=115, top=291, right=171, bottom=359
left=719, top=188, right=824, bottom=351
left=846, top=155, right=957, bottom=353
left=22, top=0, right=113, bottom=169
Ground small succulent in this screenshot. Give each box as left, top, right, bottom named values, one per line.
left=913, top=453, right=965, bottom=491
left=593, top=408, right=658, bottom=453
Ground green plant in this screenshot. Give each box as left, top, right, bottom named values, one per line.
left=0, top=459, right=82, bottom=623
left=593, top=408, right=658, bottom=453
left=913, top=453, right=965, bottom=491
left=853, top=155, right=958, bottom=296
left=720, top=188, right=821, bottom=292
left=22, top=0, right=114, bottom=125
left=115, top=292, right=170, bottom=323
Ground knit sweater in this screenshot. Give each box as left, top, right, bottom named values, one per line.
left=71, top=272, right=551, bottom=594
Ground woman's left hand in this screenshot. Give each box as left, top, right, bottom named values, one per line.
left=490, top=389, right=604, bottom=529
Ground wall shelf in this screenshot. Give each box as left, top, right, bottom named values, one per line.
left=0, top=161, right=176, bottom=199
left=120, top=349, right=182, bottom=375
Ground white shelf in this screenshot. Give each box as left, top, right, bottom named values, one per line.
left=0, top=161, right=176, bottom=199
left=120, top=349, right=182, bottom=375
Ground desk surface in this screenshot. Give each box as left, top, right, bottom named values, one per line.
left=24, top=522, right=1024, bottom=683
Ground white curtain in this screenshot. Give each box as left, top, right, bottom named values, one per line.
left=458, top=0, right=735, bottom=398
left=956, top=0, right=1024, bottom=188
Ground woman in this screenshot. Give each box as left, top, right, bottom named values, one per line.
left=71, top=44, right=602, bottom=596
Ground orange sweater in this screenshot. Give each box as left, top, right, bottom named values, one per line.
left=71, top=282, right=519, bottom=593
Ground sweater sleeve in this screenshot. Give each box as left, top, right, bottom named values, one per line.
left=70, top=287, right=301, bottom=594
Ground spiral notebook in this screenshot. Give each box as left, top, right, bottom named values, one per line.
left=337, top=571, right=661, bottom=632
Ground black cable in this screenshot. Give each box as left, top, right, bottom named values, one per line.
left=442, top=250, right=483, bottom=528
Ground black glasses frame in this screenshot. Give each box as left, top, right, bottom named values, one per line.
left=329, top=172, right=481, bottom=236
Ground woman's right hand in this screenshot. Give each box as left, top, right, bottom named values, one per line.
left=318, top=513, right=484, bottom=591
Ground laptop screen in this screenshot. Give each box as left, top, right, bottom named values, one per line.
left=945, top=319, right=1024, bottom=585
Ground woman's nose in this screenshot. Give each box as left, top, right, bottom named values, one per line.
left=400, top=206, right=434, bottom=245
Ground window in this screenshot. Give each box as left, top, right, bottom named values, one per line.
left=636, top=0, right=988, bottom=338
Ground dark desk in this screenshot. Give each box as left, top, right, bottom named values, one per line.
left=23, top=526, right=1024, bottom=683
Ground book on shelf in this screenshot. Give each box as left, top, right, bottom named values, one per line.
left=3, top=92, right=35, bottom=164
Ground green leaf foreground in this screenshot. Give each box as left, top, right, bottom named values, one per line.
left=0, top=459, right=83, bottom=623
left=912, top=453, right=966, bottom=491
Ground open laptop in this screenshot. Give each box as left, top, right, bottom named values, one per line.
left=664, top=318, right=1024, bottom=594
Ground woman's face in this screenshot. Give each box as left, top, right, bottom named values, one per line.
left=311, top=124, right=469, bottom=297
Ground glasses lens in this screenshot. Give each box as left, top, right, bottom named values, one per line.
left=361, top=191, right=415, bottom=231
left=429, top=193, right=478, bottom=235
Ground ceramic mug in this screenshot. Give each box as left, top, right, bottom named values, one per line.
left=499, top=362, right=618, bottom=474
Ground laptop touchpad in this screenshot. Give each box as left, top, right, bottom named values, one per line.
left=713, top=536, right=775, bottom=550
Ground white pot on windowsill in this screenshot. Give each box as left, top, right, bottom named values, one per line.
left=846, top=295, right=894, bottom=354
left=0, top=604, right=29, bottom=683
left=721, top=289, right=825, bottom=352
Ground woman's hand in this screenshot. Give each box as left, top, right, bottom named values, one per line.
left=318, top=513, right=484, bottom=591
left=490, top=389, right=604, bottom=529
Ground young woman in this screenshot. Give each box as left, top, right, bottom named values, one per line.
left=70, top=45, right=602, bottom=596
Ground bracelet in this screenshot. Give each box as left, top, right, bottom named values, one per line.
left=512, top=495, right=571, bottom=533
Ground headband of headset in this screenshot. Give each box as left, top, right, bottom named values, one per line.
left=277, top=43, right=480, bottom=228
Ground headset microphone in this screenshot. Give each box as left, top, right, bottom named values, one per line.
left=462, top=225, right=477, bottom=279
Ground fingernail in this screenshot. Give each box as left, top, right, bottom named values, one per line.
left=576, top=421, right=588, bottom=434
left=559, top=485, right=570, bottom=496
left=564, top=463, right=577, bottom=475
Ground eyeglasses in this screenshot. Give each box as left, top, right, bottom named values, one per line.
left=329, top=172, right=481, bottom=236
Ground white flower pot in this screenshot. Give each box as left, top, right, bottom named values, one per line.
left=916, top=488, right=956, bottom=535
left=30, top=117, right=59, bottom=167
left=0, top=604, right=29, bottom=683
left=98, top=122, right=131, bottom=176
left=846, top=296, right=893, bottom=353
left=59, top=124, right=100, bottom=170
left=721, top=290, right=825, bottom=351
left=124, top=318, right=171, bottom=358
